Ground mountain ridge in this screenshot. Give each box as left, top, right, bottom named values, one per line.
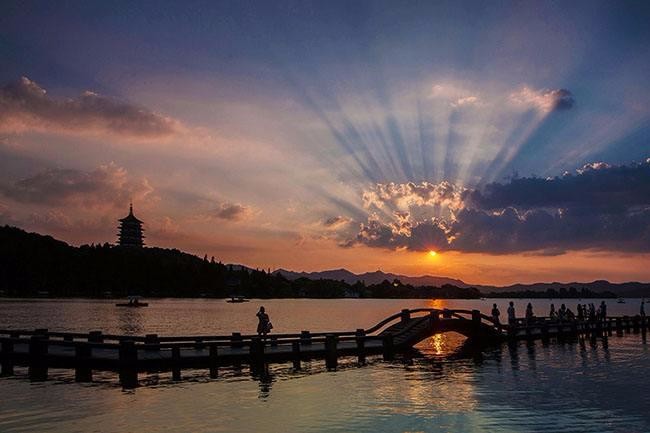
left=273, top=268, right=650, bottom=296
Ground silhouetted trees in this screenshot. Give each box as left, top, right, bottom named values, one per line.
left=0, top=225, right=483, bottom=300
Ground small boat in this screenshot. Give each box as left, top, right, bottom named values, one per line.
left=227, top=295, right=249, bottom=303
left=617, top=297, right=625, bottom=304
left=116, top=296, right=149, bottom=307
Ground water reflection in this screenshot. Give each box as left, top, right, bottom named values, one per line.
left=117, top=308, right=145, bottom=335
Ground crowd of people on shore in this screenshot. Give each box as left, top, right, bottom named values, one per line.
left=490, top=300, right=647, bottom=327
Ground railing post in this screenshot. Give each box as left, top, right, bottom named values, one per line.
left=0, top=337, right=14, bottom=376
left=300, top=331, right=312, bottom=346
left=249, top=337, right=264, bottom=371
left=144, top=334, right=160, bottom=351
left=28, top=335, right=48, bottom=382
left=119, top=340, right=138, bottom=389
left=88, top=331, right=103, bottom=343
left=291, top=341, right=301, bottom=370
left=325, top=334, right=338, bottom=370
left=171, top=346, right=181, bottom=381
left=355, top=329, right=366, bottom=364
left=472, top=309, right=482, bottom=334
left=75, top=342, right=92, bottom=382
left=270, top=336, right=278, bottom=347
left=382, top=334, right=394, bottom=361
left=429, top=311, right=440, bottom=327
left=231, top=332, right=243, bottom=349
left=400, top=309, right=411, bottom=323
left=209, top=344, right=219, bottom=378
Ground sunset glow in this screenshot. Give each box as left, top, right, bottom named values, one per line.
left=1, top=1, right=649, bottom=285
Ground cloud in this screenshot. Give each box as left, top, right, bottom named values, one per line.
left=0, top=162, right=153, bottom=208
left=0, top=77, right=181, bottom=139
left=342, top=159, right=650, bottom=254
left=430, top=83, right=481, bottom=108
left=509, top=86, right=575, bottom=113
left=322, top=215, right=352, bottom=229
left=362, top=181, right=467, bottom=216
left=213, top=202, right=252, bottom=221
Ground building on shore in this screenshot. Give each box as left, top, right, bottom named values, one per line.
left=117, top=204, right=145, bottom=247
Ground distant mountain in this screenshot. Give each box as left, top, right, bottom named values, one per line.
left=478, top=280, right=650, bottom=297
left=273, top=268, right=469, bottom=288
left=273, top=268, right=650, bottom=296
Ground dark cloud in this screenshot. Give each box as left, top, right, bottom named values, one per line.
left=214, top=203, right=251, bottom=221
left=466, top=160, right=650, bottom=210
left=344, top=159, right=650, bottom=254
left=323, top=215, right=352, bottom=228
left=0, top=163, right=153, bottom=208
left=0, top=77, right=180, bottom=139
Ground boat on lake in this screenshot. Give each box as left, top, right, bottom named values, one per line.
left=617, top=297, right=625, bottom=304
left=227, top=295, right=249, bottom=303
left=116, top=296, right=149, bottom=307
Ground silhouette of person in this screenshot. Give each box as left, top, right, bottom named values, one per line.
left=525, top=303, right=534, bottom=325
left=491, top=303, right=501, bottom=326
left=559, top=304, right=567, bottom=321
left=577, top=304, right=584, bottom=321
left=600, top=301, right=607, bottom=322
left=507, top=301, right=516, bottom=326
left=641, top=300, right=646, bottom=317
left=549, top=304, right=557, bottom=320
left=256, top=306, right=271, bottom=337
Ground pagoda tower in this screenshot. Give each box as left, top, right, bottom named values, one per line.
left=117, top=203, right=145, bottom=247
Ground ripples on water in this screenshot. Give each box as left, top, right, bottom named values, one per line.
left=0, top=298, right=649, bottom=433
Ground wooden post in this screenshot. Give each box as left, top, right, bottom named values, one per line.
left=0, top=338, right=14, bottom=376
left=633, top=316, right=640, bottom=333
left=429, top=311, right=440, bottom=328
left=28, top=335, right=48, bottom=382
left=442, top=309, right=452, bottom=319
left=616, top=317, right=623, bottom=336
left=300, top=331, right=312, bottom=346
left=291, top=341, right=301, bottom=370
left=472, top=309, right=482, bottom=335
left=400, top=309, right=411, bottom=323
left=195, top=338, right=204, bottom=350
left=144, top=334, right=160, bottom=351
left=231, top=332, right=243, bottom=349
left=171, top=346, right=181, bottom=381
left=118, top=340, right=138, bottom=389
left=382, top=334, right=394, bottom=361
left=74, top=343, right=92, bottom=382
left=34, top=328, right=48, bottom=337
left=325, top=334, right=338, bottom=370
left=63, top=335, right=74, bottom=342
left=356, top=329, right=366, bottom=364
left=209, top=344, right=219, bottom=378
left=88, top=331, right=103, bottom=343
left=270, top=336, right=278, bottom=347
left=249, top=337, right=264, bottom=371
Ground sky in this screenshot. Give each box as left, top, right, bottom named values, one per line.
left=1, top=0, right=649, bottom=285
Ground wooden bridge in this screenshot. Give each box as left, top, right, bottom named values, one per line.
left=1, top=308, right=647, bottom=388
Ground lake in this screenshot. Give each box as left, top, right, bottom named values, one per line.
left=0, top=298, right=648, bottom=433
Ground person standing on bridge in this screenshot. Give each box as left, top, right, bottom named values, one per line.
left=525, top=303, right=534, bottom=326
left=256, top=306, right=272, bottom=338
left=491, top=303, right=501, bottom=326
left=549, top=304, right=557, bottom=320
left=507, top=301, right=516, bottom=326
left=600, top=301, right=607, bottom=322
left=641, top=300, right=646, bottom=317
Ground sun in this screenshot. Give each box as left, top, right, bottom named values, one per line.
left=428, top=250, right=437, bottom=257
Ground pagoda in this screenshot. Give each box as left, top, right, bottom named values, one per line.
left=117, top=203, right=145, bottom=247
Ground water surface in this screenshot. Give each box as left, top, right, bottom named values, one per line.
left=0, top=298, right=648, bottom=433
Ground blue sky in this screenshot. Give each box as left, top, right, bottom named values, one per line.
left=1, top=0, right=649, bottom=283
